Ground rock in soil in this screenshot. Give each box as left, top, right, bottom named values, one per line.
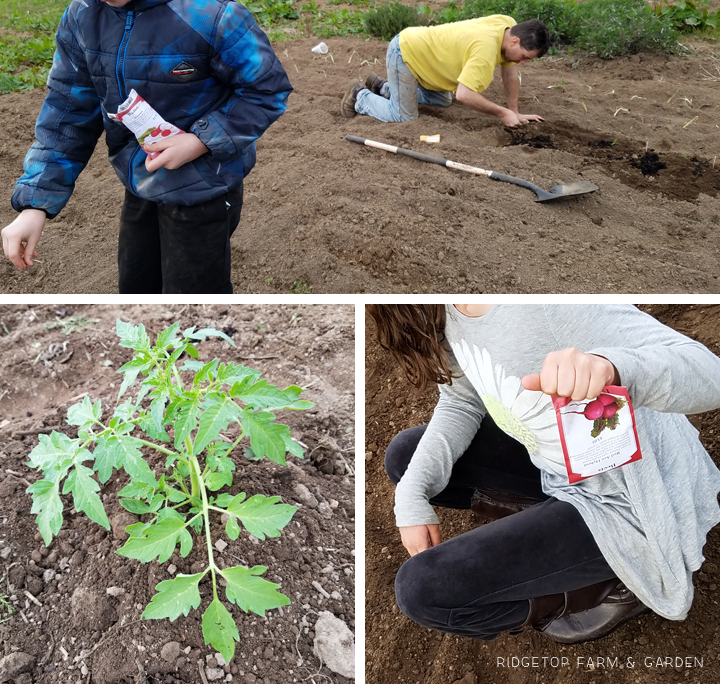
left=109, top=510, right=139, bottom=541
left=161, top=641, right=181, bottom=663
left=0, top=652, right=35, bottom=683
left=312, top=611, right=355, bottom=679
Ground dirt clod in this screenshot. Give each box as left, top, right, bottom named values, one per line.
left=632, top=151, right=667, bottom=176
left=0, top=653, right=35, bottom=683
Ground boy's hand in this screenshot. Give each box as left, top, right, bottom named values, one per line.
left=2, top=209, right=46, bottom=270
left=399, top=524, right=441, bottom=557
left=522, top=348, right=620, bottom=401
left=143, top=133, right=209, bottom=173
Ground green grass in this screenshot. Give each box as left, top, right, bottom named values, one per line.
left=0, top=0, right=70, bottom=94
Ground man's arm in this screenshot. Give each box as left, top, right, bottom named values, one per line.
left=501, top=65, right=520, bottom=113
left=456, top=80, right=544, bottom=128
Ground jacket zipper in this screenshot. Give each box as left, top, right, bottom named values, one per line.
left=116, top=8, right=135, bottom=101
left=116, top=6, right=138, bottom=194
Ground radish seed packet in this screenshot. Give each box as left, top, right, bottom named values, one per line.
left=109, top=89, right=184, bottom=159
left=552, top=386, right=642, bottom=483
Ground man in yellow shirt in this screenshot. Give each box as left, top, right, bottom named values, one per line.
left=341, top=16, right=548, bottom=127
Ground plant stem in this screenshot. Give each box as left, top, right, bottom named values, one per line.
left=186, top=437, right=199, bottom=499
left=190, top=454, right=218, bottom=600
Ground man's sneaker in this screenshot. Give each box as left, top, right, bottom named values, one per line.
left=365, top=72, right=388, bottom=98
left=341, top=81, right=364, bottom=118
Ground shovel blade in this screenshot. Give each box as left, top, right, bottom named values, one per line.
left=535, top=181, right=599, bottom=202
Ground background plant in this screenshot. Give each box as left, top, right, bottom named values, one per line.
left=364, top=1, right=431, bottom=41
left=654, top=0, right=720, bottom=32
left=26, top=319, right=312, bottom=661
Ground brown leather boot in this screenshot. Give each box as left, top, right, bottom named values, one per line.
left=541, top=582, right=650, bottom=643
left=510, top=578, right=620, bottom=634
left=470, top=487, right=544, bottom=520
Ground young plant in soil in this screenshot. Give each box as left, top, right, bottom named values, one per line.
left=25, top=320, right=312, bottom=661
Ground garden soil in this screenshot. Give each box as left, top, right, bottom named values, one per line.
left=0, top=304, right=355, bottom=684
left=2, top=35, right=720, bottom=293
left=366, top=305, right=720, bottom=684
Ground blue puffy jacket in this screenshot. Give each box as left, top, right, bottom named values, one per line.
left=11, top=0, right=293, bottom=218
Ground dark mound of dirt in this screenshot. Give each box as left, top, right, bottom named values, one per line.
left=505, top=130, right=555, bottom=149
left=0, top=304, right=355, bottom=684
left=632, top=151, right=667, bottom=177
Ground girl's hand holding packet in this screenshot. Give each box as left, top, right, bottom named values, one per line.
left=553, top=386, right=643, bottom=483
left=109, top=89, right=184, bottom=159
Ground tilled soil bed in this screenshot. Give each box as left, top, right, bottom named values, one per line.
left=365, top=305, right=720, bottom=684
left=0, top=304, right=355, bottom=684
left=2, top=35, right=720, bottom=293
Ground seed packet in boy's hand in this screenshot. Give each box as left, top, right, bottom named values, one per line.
left=108, top=89, right=184, bottom=159
left=552, top=386, right=642, bottom=483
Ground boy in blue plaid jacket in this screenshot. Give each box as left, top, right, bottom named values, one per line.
left=2, top=0, right=292, bottom=293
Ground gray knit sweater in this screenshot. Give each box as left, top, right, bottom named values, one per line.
left=394, top=304, right=720, bottom=620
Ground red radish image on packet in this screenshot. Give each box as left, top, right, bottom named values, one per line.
left=552, top=386, right=642, bottom=483
left=108, top=89, right=184, bottom=159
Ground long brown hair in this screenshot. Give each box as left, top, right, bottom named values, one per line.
left=367, top=304, right=453, bottom=391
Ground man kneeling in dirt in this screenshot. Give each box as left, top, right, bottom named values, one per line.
left=341, top=16, right=549, bottom=127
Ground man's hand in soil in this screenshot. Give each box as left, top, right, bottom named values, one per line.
left=521, top=348, right=620, bottom=401
left=2, top=208, right=46, bottom=270
left=499, top=109, right=544, bottom=128
left=456, top=84, right=543, bottom=128
left=143, top=133, right=209, bottom=173
left=399, top=524, right=442, bottom=556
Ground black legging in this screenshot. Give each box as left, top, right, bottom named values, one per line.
left=386, top=417, right=617, bottom=640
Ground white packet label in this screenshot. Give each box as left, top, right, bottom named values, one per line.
left=552, top=386, right=642, bottom=483
left=108, top=89, right=184, bottom=159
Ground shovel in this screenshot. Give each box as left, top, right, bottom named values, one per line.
left=346, top=135, right=598, bottom=203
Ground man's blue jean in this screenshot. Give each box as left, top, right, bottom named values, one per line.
left=355, top=35, right=452, bottom=122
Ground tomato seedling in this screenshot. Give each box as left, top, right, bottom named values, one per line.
left=26, top=319, right=312, bottom=661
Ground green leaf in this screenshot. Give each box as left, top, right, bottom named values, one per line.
left=187, top=327, right=236, bottom=348
left=118, top=480, right=155, bottom=501
left=93, top=435, right=122, bottom=484
left=150, top=391, right=169, bottom=433
left=155, top=322, right=180, bottom=351
left=226, top=494, right=296, bottom=540
left=233, top=380, right=314, bottom=411
left=283, top=436, right=305, bottom=460
left=206, top=472, right=228, bottom=491
left=67, top=396, right=102, bottom=427
left=64, top=464, right=110, bottom=530
left=214, top=493, right=234, bottom=508
left=27, top=432, right=79, bottom=472
left=179, top=527, right=193, bottom=557
left=226, top=515, right=240, bottom=540
left=174, top=401, right=198, bottom=450
left=221, top=565, right=290, bottom=616
left=194, top=359, right=219, bottom=385
left=117, top=356, right=149, bottom=400
left=116, top=516, right=186, bottom=563
left=202, top=599, right=239, bottom=663
left=240, top=411, right=290, bottom=465
left=119, top=498, right=153, bottom=514
left=143, top=572, right=203, bottom=621
left=117, top=320, right=150, bottom=351
left=27, top=479, right=63, bottom=546
left=116, top=436, right=158, bottom=487
left=194, top=399, right=239, bottom=455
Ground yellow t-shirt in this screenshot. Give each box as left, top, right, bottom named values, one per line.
left=399, top=15, right=517, bottom=93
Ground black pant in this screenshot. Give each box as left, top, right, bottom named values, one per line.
left=385, top=418, right=616, bottom=640
left=117, top=184, right=243, bottom=294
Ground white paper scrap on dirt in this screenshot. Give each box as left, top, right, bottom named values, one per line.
left=313, top=611, right=355, bottom=679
